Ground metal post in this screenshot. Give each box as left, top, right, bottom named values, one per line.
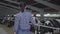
left=40, top=9, right=44, bottom=21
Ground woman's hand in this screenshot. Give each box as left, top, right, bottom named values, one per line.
left=14, top=32, right=16, bottom=34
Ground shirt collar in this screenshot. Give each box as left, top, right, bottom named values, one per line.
left=21, top=9, right=27, bottom=13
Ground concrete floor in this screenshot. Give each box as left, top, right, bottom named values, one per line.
left=0, top=28, right=7, bottom=34
left=0, top=24, right=13, bottom=34
left=0, top=24, right=34, bottom=34
left=0, top=24, right=60, bottom=34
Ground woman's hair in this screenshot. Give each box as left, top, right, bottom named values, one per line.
left=20, top=2, right=26, bottom=7
left=34, top=14, right=36, bottom=17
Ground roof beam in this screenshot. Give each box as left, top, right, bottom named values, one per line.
left=0, top=5, right=18, bottom=16
left=0, top=4, right=18, bottom=11
left=27, top=5, right=43, bottom=12
left=5, top=0, right=20, bottom=4
left=0, top=0, right=44, bottom=12
left=34, top=0, right=60, bottom=11
left=0, top=2, right=20, bottom=10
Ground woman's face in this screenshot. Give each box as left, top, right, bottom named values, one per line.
left=20, top=5, right=26, bottom=11
left=20, top=6, right=25, bottom=10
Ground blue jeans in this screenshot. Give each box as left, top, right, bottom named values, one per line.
left=16, top=29, right=30, bottom=34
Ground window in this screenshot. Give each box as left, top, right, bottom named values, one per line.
left=44, top=14, right=60, bottom=17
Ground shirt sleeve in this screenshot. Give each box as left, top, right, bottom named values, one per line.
left=30, top=14, right=36, bottom=25
left=13, top=15, right=20, bottom=32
